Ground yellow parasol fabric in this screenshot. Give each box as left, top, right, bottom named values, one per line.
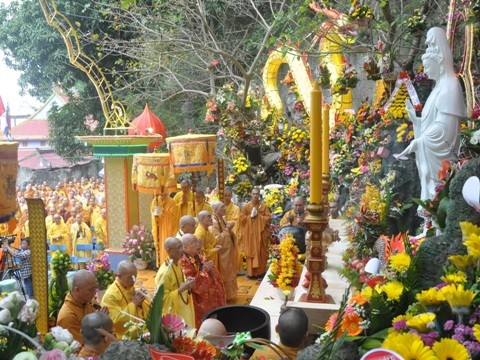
left=132, top=153, right=177, bottom=194
left=0, top=142, right=18, bottom=223
left=166, top=134, right=216, bottom=175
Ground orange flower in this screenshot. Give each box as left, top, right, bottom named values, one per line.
left=173, top=336, right=196, bottom=354
left=438, top=160, right=451, bottom=180
left=341, top=313, right=363, bottom=336
left=191, top=340, right=217, bottom=360
left=325, top=312, right=339, bottom=331
left=349, top=292, right=368, bottom=306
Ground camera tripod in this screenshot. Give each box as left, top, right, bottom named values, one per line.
left=0, top=240, right=27, bottom=299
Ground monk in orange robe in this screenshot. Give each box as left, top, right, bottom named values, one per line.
left=151, top=192, right=180, bottom=267
left=178, top=234, right=226, bottom=328
left=240, top=188, right=271, bottom=278
left=224, top=188, right=242, bottom=272
left=210, top=201, right=238, bottom=302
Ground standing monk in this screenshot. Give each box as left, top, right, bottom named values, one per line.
left=240, top=188, right=271, bottom=279
left=224, top=188, right=242, bottom=272
left=151, top=192, right=180, bottom=266
left=70, top=213, right=92, bottom=260
left=173, top=180, right=194, bottom=217
left=210, top=201, right=238, bottom=302
left=192, top=190, right=212, bottom=218
left=154, top=237, right=195, bottom=328
left=194, top=211, right=220, bottom=269
left=178, top=234, right=226, bottom=328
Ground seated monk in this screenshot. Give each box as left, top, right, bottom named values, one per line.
left=101, top=260, right=150, bottom=339
left=57, top=270, right=109, bottom=344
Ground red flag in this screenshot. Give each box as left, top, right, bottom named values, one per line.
left=0, top=96, right=5, bottom=116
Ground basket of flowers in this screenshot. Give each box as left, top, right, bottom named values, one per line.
left=122, top=224, right=156, bottom=270
left=268, top=233, right=303, bottom=300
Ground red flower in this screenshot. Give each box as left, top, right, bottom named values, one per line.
left=365, top=275, right=386, bottom=288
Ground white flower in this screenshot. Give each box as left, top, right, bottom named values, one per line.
left=470, top=130, right=480, bottom=145
left=18, top=300, right=39, bottom=324
left=51, top=326, right=74, bottom=344
left=12, top=352, right=37, bottom=360
left=69, top=339, right=81, bottom=352
left=0, top=291, right=21, bottom=310
left=0, top=308, right=13, bottom=324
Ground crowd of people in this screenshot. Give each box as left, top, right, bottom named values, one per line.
left=0, top=177, right=315, bottom=358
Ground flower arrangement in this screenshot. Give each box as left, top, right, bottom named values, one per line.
left=122, top=224, right=155, bottom=263
left=413, top=65, right=430, bottom=84
left=405, top=8, right=427, bottom=33
left=348, top=0, right=374, bottom=20
left=43, top=326, right=81, bottom=356
left=268, top=233, right=303, bottom=293
left=48, top=250, right=71, bottom=322
left=332, top=62, right=359, bottom=95
left=0, top=291, right=39, bottom=358
left=363, top=57, right=382, bottom=81
left=87, top=253, right=116, bottom=291
left=318, top=64, right=332, bottom=88
left=262, top=185, right=286, bottom=217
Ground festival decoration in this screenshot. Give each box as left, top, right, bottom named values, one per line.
left=166, top=134, right=216, bottom=175
left=132, top=153, right=177, bottom=194
left=122, top=224, right=155, bottom=264
left=267, top=233, right=303, bottom=293
left=0, top=142, right=18, bottom=223
left=128, top=104, right=167, bottom=150
left=48, top=251, right=71, bottom=323
left=384, top=71, right=422, bottom=117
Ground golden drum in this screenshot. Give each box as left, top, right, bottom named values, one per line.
left=166, top=134, right=216, bottom=175
left=132, top=153, right=177, bottom=194
left=0, top=142, right=18, bottom=223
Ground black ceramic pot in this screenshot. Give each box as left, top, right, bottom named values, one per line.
left=203, top=305, right=271, bottom=357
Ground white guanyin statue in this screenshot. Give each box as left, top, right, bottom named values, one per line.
left=394, top=27, right=466, bottom=230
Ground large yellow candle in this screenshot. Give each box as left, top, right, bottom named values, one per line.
left=310, top=82, right=323, bottom=204
left=322, top=105, right=330, bottom=174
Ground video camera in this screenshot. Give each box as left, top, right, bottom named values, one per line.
left=0, top=235, right=15, bottom=245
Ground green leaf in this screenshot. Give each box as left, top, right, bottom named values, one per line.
left=145, top=284, right=170, bottom=347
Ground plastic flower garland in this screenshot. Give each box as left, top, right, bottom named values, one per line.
left=268, top=233, right=303, bottom=292
left=48, top=250, right=71, bottom=323
left=122, top=224, right=155, bottom=263
left=87, top=253, right=115, bottom=290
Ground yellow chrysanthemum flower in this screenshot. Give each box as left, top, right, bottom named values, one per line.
left=432, top=338, right=470, bottom=360
left=441, top=284, right=476, bottom=307
left=473, top=324, right=480, bottom=342
left=416, top=288, right=446, bottom=306
left=441, top=271, right=467, bottom=284
left=449, top=254, right=477, bottom=271
left=406, top=312, right=436, bottom=333
left=464, top=233, right=480, bottom=256
left=381, top=281, right=404, bottom=302
left=392, top=313, right=412, bottom=325
left=361, top=286, right=373, bottom=300
left=383, top=332, right=437, bottom=360
left=460, top=221, right=480, bottom=238
left=388, top=252, right=411, bottom=272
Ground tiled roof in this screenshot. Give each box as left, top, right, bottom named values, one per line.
left=11, top=119, right=49, bottom=139
left=18, top=149, right=94, bottom=170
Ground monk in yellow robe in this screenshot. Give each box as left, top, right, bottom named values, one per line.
left=240, top=188, right=271, bottom=278
left=93, top=208, right=108, bottom=248
left=70, top=213, right=92, bottom=259
left=210, top=201, right=238, bottom=302
left=224, top=188, right=242, bottom=272
left=279, top=196, right=306, bottom=228
left=173, top=180, right=194, bottom=217
left=154, top=237, right=195, bottom=328
left=194, top=211, right=220, bottom=269
left=150, top=192, right=180, bottom=267
left=192, top=190, right=212, bottom=218
left=45, top=206, right=57, bottom=231
left=47, top=214, right=72, bottom=254
left=101, top=260, right=150, bottom=339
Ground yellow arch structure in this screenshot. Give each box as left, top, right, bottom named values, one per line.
left=262, top=33, right=353, bottom=125
left=39, top=0, right=129, bottom=134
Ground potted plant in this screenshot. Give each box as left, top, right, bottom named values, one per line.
left=121, top=224, right=156, bottom=270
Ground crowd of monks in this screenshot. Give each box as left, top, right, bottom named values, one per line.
left=0, top=177, right=108, bottom=258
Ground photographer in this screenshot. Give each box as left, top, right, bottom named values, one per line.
left=3, top=237, right=33, bottom=299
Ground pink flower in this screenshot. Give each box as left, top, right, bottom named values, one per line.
left=162, top=313, right=185, bottom=333
left=39, top=349, right=68, bottom=360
